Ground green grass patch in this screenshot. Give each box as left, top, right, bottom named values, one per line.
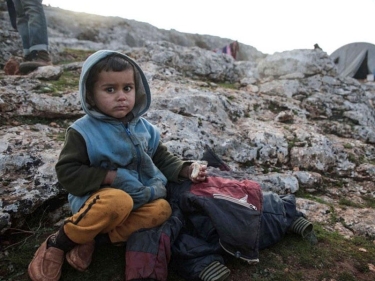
left=36, top=70, right=80, bottom=95
left=343, top=143, right=353, bottom=149
left=222, top=224, right=375, bottom=280
left=361, top=195, right=375, bottom=208
left=339, top=198, right=364, bottom=208
left=46, top=131, right=66, bottom=142
left=57, top=48, right=94, bottom=64
left=4, top=116, right=68, bottom=128
left=218, top=83, right=237, bottom=89
left=295, top=189, right=329, bottom=205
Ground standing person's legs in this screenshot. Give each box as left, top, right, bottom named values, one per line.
left=20, top=0, right=48, bottom=52
left=13, top=0, right=30, bottom=56
left=16, top=0, right=51, bottom=74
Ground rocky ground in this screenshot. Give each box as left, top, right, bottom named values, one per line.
left=1, top=4, right=375, bottom=281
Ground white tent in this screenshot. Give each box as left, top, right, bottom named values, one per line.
left=330, top=42, right=375, bottom=79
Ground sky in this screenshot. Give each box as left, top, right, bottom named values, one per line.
left=43, top=0, right=375, bottom=55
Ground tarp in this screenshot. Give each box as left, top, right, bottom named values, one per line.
left=330, top=42, right=375, bottom=79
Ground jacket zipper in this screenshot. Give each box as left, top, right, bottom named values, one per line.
left=213, top=193, right=258, bottom=210
left=124, top=123, right=142, bottom=181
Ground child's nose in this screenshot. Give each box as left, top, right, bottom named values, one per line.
left=118, top=91, right=127, bottom=99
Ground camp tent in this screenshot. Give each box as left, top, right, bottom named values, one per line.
left=330, top=42, right=375, bottom=79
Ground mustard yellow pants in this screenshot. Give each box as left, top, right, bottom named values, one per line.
left=63, top=188, right=172, bottom=244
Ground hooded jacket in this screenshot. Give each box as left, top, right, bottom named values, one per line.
left=55, top=50, right=186, bottom=213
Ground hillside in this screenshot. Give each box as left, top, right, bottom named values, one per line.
left=1, top=4, right=375, bottom=281
left=0, top=3, right=265, bottom=68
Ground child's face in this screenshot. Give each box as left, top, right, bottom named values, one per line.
left=90, top=69, right=136, bottom=119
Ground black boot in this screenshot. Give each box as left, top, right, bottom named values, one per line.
left=290, top=217, right=318, bottom=245
left=19, top=50, right=52, bottom=74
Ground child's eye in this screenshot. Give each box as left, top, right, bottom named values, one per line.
left=124, top=86, right=132, bottom=92
left=105, top=87, right=115, bottom=93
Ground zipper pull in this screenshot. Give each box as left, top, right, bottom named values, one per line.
left=125, top=124, right=131, bottom=136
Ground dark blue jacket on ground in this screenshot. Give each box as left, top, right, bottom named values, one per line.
left=124, top=176, right=302, bottom=281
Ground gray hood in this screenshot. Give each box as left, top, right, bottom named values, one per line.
left=79, top=50, right=151, bottom=121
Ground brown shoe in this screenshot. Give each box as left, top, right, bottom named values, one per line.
left=19, top=50, right=52, bottom=74
left=66, top=241, right=95, bottom=272
left=28, top=234, right=65, bottom=281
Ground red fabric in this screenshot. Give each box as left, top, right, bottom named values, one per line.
left=4, top=57, right=20, bottom=75
left=125, top=233, right=171, bottom=281
left=190, top=176, right=262, bottom=210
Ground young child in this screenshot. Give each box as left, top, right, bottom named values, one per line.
left=28, top=50, right=208, bottom=281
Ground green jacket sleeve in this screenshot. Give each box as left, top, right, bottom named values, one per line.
left=55, top=128, right=108, bottom=196
left=152, top=142, right=191, bottom=182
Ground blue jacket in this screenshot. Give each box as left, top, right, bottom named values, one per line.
left=123, top=176, right=302, bottom=280
left=125, top=176, right=263, bottom=280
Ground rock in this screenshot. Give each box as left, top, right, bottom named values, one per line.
left=0, top=6, right=375, bottom=241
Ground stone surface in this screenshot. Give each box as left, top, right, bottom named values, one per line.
left=0, top=5, right=375, bottom=241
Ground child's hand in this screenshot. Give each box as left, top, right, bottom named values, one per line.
left=189, top=161, right=208, bottom=183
